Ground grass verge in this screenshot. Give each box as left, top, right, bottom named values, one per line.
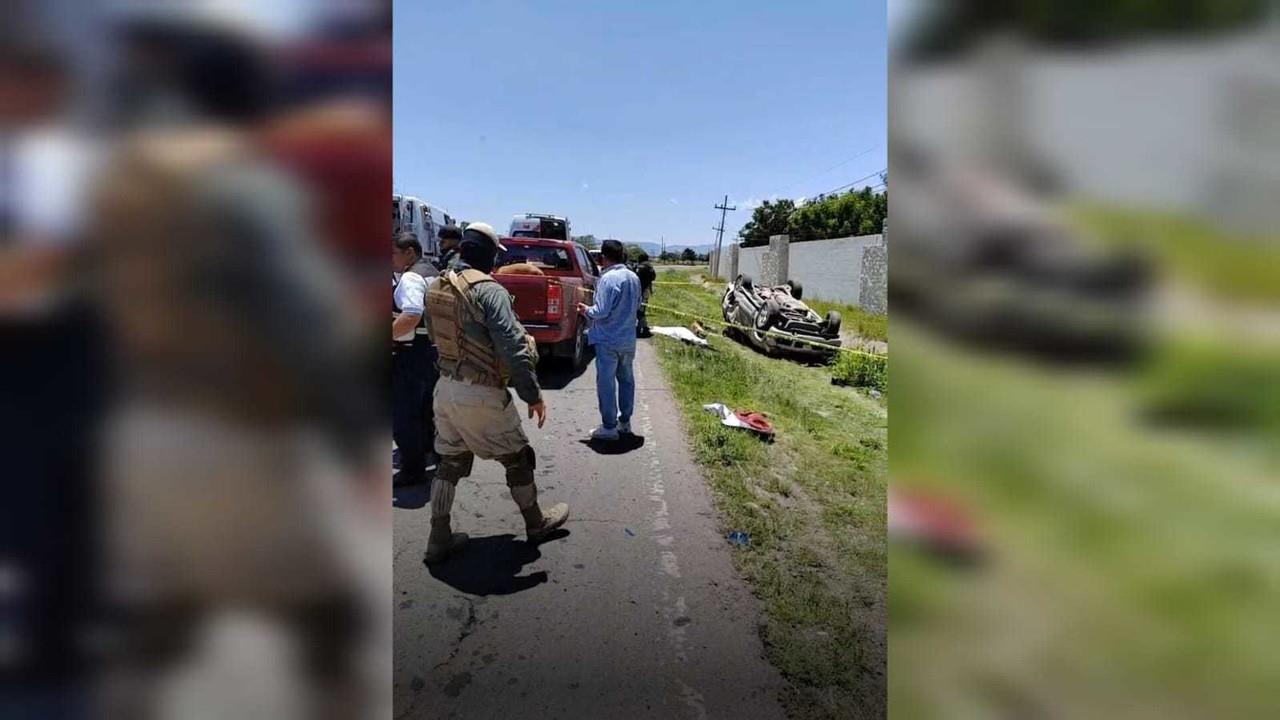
left=807, top=297, right=888, bottom=343
left=891, top=322, right=1280, bottom=718
left=646, top=271, right=888, bottom=719
left=1073, top=203, right=1280, bottom=304
left=832, top=352, right=887, bottom=392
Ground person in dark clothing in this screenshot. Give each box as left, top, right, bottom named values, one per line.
left=435, top=224, right=462, bottom=272
left=393, top=232, right=441, bottom=486
left=634, top=252, right=656, bottom=338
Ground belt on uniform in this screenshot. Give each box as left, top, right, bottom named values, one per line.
left=440, top=373, right=501, bottom=388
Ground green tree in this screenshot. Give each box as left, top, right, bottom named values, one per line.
left=788, top=186, right=886, bottom=242
left=625, top=244, right=645, bottom=263
left=572, top=234, right=599, bottom=250
left=680, top=247, right=697, bottom=262
left=737, top=199, right=797, bottom=247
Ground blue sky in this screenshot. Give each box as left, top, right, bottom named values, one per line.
left=394, top=0, right=886, bottom=248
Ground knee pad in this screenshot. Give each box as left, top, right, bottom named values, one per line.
left=498, top=445, right=536, bottom=486
left=437, top=452, right=474, bottom=483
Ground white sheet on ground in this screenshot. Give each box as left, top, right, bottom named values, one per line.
left=702, top=403, right=750, bottom=429
left=651, top=326, right=709, bottom=347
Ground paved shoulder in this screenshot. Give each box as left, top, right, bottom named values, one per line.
left=394, top=341, right=786, bottom=719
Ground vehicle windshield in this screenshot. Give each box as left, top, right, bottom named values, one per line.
left=538, top=219, right=568, bottom=241
left=497, top=245, right=573, bottom=271
left=510, top=218, right=568, bottom=241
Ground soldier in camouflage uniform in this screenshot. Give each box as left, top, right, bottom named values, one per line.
left=422, top=222, right=569, bottom=564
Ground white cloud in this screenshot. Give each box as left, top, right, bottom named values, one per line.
left=736, top=194, right=784, bottom=210
left=669, top=198, right=679, bottom=205
left=581, top=182, right=590, bottom=190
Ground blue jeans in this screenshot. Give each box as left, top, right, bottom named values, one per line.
left=594, top=345, right=635, bottom=429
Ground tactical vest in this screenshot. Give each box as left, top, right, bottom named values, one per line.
left=393, top=260, right=435, bottom=340
left=425, top=269, right=505, bottom=387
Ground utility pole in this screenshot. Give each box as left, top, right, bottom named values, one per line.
left=712, top=194, right=736, bottom=277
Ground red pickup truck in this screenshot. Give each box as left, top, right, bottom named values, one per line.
left=492, top=237, right=600, bottom=368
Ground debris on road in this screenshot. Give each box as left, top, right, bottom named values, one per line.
left=727, top=531, right=751, bottom=547
left=651, top=326, right=711, bottom=348
left=702, top=403, right=776, bottom=439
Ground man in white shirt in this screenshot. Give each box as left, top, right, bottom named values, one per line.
left=393, top=232, right=440, bottom=485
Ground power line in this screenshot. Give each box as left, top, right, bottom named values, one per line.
left=775, top=145, right=879, bottom=195
left=815, top=168, right=887, bottom=198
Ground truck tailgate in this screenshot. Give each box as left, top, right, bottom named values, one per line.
left=494, top=274, right=554, bottom=325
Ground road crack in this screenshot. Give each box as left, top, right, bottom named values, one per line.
left=432, top=598, right=479, bottom=671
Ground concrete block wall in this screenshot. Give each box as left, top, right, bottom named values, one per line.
left=858, top=237, right=887, bottom=314
left=713, top=233, right=887, bottom=313
left=736, top=245, right=766, bottom=281
left=786, top=234, right=882, bottom=307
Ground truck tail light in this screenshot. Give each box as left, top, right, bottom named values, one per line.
left=546, top=281, right=563, bottom=321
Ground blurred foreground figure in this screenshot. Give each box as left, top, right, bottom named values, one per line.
left=890, top=3, right=1280, bottom=718
left=1, top=40, right=105, bottom=720
left=89, top=13, right=386, bottom=720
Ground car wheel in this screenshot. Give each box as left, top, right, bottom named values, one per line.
left=756, top=299, right=782, bottom=331
left=570, top=320, right=588, bottom=370
left=739, top=274, right=754, bottom=292
left=824, top=309, right=842, bottom=336
left=786, top=279, right=803, bottom=300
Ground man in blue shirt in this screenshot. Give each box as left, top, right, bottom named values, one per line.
left=577, top=239, right=642, bottom=441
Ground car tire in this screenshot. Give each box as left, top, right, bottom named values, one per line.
left=569, top=319, right=588, bottom=370
left=824, top=310, right=842, bottom=336
left=756, top=299, right=782, bottom=331
left=786, top=279, right=803, bottom=300
left=739, top=274, right=754, bottom=292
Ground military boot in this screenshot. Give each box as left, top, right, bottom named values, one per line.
left=521, top=500, right=570, bottom=543
left=500, top=446, right=570, bottom=543
left=425, top=455, right=472, bottom=564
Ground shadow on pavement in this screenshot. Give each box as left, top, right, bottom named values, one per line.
left=579, top=434, right=646, bottom=455
left=537, top=349, right=594, bottom=391
left=393, top=475, right=432, bottom=510
left=426, top=531, right=570, bottom=596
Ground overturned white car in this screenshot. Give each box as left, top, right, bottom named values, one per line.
left=721, top=274, right=842, bottom=361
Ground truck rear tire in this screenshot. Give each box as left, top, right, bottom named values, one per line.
left=563, top=319, right=588, bottom=370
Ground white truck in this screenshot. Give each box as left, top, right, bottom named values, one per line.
left=509, top=213, right=571, bottom=242
left=393, top=194, right=455, bottom=258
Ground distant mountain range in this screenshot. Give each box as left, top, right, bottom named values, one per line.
left=630, top=242, right=716, bottom=256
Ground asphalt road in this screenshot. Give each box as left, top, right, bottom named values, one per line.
left=393, top=341, right=786, bottom=719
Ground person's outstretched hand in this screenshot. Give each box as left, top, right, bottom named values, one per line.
left=528, top=401, right=547, bottom=428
